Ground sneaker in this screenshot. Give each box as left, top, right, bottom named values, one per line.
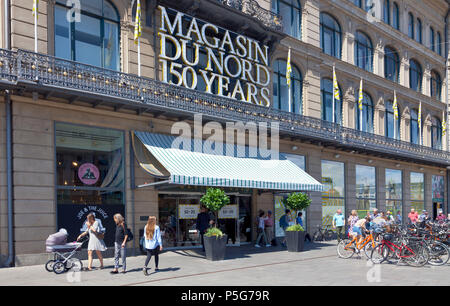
left=265, top=244, right=271, bottom=247
left=143, top=268, right=148, bottom=276
left=155, top=268, right=159, bottom=272
left=254, top=244, right=261, bottom=248
left=110, top=270, right=118, bottom=274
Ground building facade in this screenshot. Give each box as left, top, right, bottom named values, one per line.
left=1, top=0, right=450, bottom=266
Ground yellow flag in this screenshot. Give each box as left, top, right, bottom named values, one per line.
left=32, top=0, right=38, bottom=18
left=134, top=0, right=142, bottom=44
left=418, top=102, right=422, bottom=128
left=286, top=48, right=292, bottom=87
left=393, top=91, right=398, bottom=120
left=358, top=79, right=363, bottom=111
left=333, top=66, right=340, bottom=101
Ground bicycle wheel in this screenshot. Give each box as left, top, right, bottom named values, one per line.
left=325, top=230, right=335, bottom=241
left=312, top=231, right=322, bottom=242
left=65, top=258, right=83, bottom=272
left=45, top=260, right=55, bottom=272
left=427, top=241, right=450, bottom=266
left=402, top=243, right=429, bottom=267
left=337, top=239, right=355, bottom=259
left=363, top=242, right=378, bottom=259
left=371, top=244, right=389, bottom=264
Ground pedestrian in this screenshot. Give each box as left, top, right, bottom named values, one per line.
left=77, top=213, right=107, bottom=271
left=353, top=216, right=370, bottom=248
left=347, top=210, right=359, bottom=238
left=386, top=211, right=394, bottom=224
left=395, top=211, right=402, bottom=224
left=255, top=210, right=270, bottom=248
left=196, top=206, right=213, bottom=252
left=408, top=208, right=419, bottom=224
left=143, top=216, right=163, bottom=276
left=332, top=209, right=345, bottom=243
left=436, top=210, right=446, bottom=222
left=296, top=212, right=312, bottom=242
left=264, top=210, right=275, bottom=246
left=279, top=209, right=291, bottom=247
left=111, top=213, right=128, bottom=274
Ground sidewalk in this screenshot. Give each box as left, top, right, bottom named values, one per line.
left=0, top=241, right=449, bottom=286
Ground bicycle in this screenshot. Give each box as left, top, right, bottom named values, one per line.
left=337, top=230, right=377, bottom=259
left=312, top=224, right=334, bottom=242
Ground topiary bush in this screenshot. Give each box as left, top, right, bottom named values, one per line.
left=286, top=224, right=304, bottom=232
left=283, top=192, right=311, bottom=212
left=200, top=188, right=230, bottom=227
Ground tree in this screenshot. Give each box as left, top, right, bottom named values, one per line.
left=200, top=188, right=230, bottom=226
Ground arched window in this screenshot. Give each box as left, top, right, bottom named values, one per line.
left=416, top=18, right=422, bottom=44
left=430, top=70, right=442, bottom=100
left=410, top=109, right=421, bottom=145
left=353, top=0, right=362, bottom=8
left=408, top=13, right=414, bottom=39
left=54, top=0, right=120, bottom=70
left=430, top=26, right=435, bottom=51
left=385, top=47, right=399, bottom=83
left=355, top=91, right=374, bottom=133
left=392, top=2, right=399, bottom=30
left=437, top=32, right=442, bottom=56
left=383, top=0, right=390, bottom=24
left=409, top=59, right=422, bottom=92
left=431, top=117, right=442, bottom=150
left=321, top=78, right=342, bottom=124
left=320, top=13, right=342, bottom=59
left=355, top=31, right=373, bottom=72
left=385, top=100, right=401, bottom=139
left=272, top=0, right=302, bottom=39
left=273, top=59, right=303, bottom=114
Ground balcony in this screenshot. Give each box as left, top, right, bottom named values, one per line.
left=0, top=48, right=449, bottom=167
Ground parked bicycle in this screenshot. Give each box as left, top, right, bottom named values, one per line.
left=312, top=224, right=334, bottom=242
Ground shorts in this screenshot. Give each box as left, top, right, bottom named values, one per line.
left=353, top=226, right=362, bottom=236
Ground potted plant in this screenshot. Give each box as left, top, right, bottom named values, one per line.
left=283, top=192, right=311, bottom=252
left=200, top=188, right=230, bottom=261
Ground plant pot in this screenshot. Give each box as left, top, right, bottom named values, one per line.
left=204, top=234, right=227, bottom=261
left=286, top=231, right=305, bottom=252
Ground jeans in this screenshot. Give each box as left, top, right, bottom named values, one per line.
left=114, top=242, right=126, bottom=270
left=265, top=226, right=274, bottom=244
left=145, top=246, right=160, bottom=269
left=336, top=226, right=345, bottom=242
left=256, top=228, right=268, bottom=245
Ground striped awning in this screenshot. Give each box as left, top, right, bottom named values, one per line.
left=132, top=131, right=323, bottom=192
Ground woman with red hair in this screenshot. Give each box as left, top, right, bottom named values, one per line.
left=142, top=216, right=163, bottom=276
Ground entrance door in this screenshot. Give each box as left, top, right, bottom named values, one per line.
left=238, top=196, right=252, bottom=244
left=177, top=198, right=201, bottom=247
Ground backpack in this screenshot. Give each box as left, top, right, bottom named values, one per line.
left=279, top=215, right=287, bottom=229
left=122, top=224, right=134, bottom=242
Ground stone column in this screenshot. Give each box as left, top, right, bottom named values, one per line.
left=403, top=170, right=411, bottom=220
left=306, top=150, right=323, bottom=232
left=344, top=84, right=356, bottom=129
left=377, top=167, right=386, bottom=212
left=346, top=161, right=356, bottom=217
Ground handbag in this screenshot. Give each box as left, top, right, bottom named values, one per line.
left=95, top=231, right=105, bottom=240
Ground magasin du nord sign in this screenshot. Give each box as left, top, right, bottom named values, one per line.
left=158, top=5, right=271, bottom=107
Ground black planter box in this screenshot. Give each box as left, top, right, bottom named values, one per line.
left=204, top=234, right=227, bottom=261
left=286, top=231, right=305, bottom=252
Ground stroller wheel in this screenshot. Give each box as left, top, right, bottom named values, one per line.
left=65, top=258, right=83, bottom=272
left=45, top=260, right=55, bottom=272
left=53, top=261, right=66, bottom=274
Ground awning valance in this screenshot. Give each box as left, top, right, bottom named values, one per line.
left=132, top=131, right=323, bottom=192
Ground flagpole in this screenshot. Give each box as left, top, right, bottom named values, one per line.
left=360, top=79, right=363, bottom=131
left=394, top=91, right=397, bottom=140
left=34, top=1, right=38, bottom=53
left=138, top=38, right=141, bottom=77
left=332, top=66, right=336, bottom=124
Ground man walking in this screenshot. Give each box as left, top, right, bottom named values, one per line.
left=265, top=210, right=275, bottom=246
left=196, top=206, right=213, bottom=252
left=332, top=209, right=345, bottom=243
left=279, top=209, right=291, bottom=247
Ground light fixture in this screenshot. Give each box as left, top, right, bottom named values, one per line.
left=368, top=159, right=373, bottom=164
left=440, top=170, right=445, bottom=174
left=72, top=161, right=78, bottom=167
left=396, top=163, right=401, bottom=168
left=334, top=154, right=340, bottom=158
left=292, top=145, right=298, bottom=151
left=419, top=167, right=424, bottom=171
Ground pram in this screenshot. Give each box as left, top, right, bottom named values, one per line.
left=45, top=229, right=88, bottom=274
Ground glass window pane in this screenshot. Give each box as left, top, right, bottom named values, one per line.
left=322, top=160, right=345, bottom=227
left=432, top=175, right=445, bottom=202
left=55, top=6, right=71, bottom=60
left=80, top=0, right=102, bottom=15
left=410, top=172, right=424, bottom=201
left=386, top=169, right=402, bottom=200
left=104, top=21, right=119, bottom=70
left=75, top=14, right=102, bottom=67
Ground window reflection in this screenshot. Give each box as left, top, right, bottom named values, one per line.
left=386, top=169, right=402, bottom=218
left=356, top=165, right=376, bottom=218
left=322, top=160, right=345, bottom=227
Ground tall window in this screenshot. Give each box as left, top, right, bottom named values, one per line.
left=356, top=165, right=376, bottom=218
left=431, top=116, right=443, bottom=150
left=321, top=78, right=342, bottom=124
left=322, top=160, right=345, bottom=227
left=356, top=91, right=374, bottom=133
left=430, top=26, right=435, bottom=52
left=410, top=109, right=421, bottom=145
left=385, top=46, right=399, bottom=83
left=432, top=175, right=445, bottom=212
left=54, top=0, right=120, bottom=70
left=437, top=32, right=442, bottom=56
left=430, top=70, right=442, bottom=101
left=352, top=0, right=362, bottom=8
left=320, top=13, right=342, bottom=59
left=383, top=0, right=390, bottom=24
left=272, top=0, right=302, bottom=39
left=273, top=59, right=303, bottom=114
left=408, top=13, right=414, bottom=39
left=56, top=122, right=125, bottom=246
left=410, top=172, right=425, bottom=212
left=416, top=18, right=422, bottom=44
left=386, top=169, right=403, bottom=219
left=385, top=100, right=400, bottom=139
left=409, top=59, right=422, bottom=92
left=392, top=2, right=399, bottom=30
left=355, top=31, right=373, bottom=72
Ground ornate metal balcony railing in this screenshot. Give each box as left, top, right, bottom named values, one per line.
left=216, top=0, right=283, bottom=32
left=0, top=48, right=449, bottom=166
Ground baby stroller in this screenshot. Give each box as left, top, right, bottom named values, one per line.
left=45, top=229, right=88, bottom=274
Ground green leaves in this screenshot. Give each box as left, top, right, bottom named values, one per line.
left=286, top=224, right=305, bottom=232
left=200, top=188, right=230, bottom=213
left=204, top=227, right=224, bottom=237
left=283, top=192, right=311, bottom=212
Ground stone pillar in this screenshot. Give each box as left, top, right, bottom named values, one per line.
left=403, top=170, right=411, bottom=220
left=306, top=150, right=323, bottom=232
left=377, top=167, right=386, bottom=212
left=346, top=161, right=356, bottom=217
left=344, top=84, right=356, bottom=129
left=374, top=40, right=385, bottom=77
left=424, top=173, right=433, bottom=213
left=374, top=93, right=385, bottom=136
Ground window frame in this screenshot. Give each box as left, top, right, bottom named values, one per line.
left=355, top=91, right=374, bottom=133
left=355, top=31, right=373, bottom=72
left=320, top=13, right=342, bottom=59
left=273, top=59, right=303, bottom=114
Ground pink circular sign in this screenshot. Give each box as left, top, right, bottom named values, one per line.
left=78, top=163, right=100, bottom=185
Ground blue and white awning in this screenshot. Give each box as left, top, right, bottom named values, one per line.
left=132, top=131, right=323, bottom=192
